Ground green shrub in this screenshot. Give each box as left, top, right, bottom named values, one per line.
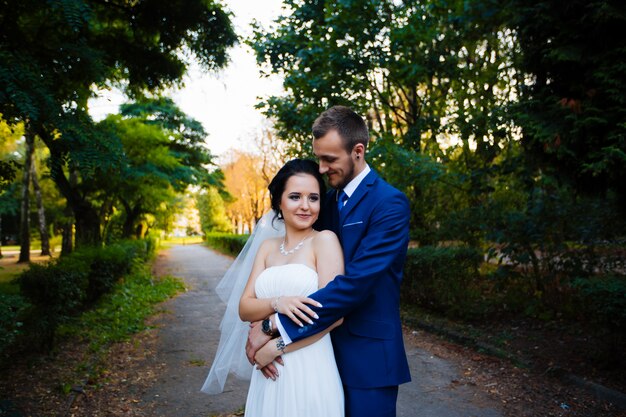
left=13, top=238, right=156, bottom=352
left=205, top=233, right=249, bottom=256
left=18, top=258, right=90, bottom=350
left=402, top=246, right=483, bottom=318
left=19, top=258, right=89, bottom=314
left=70, top=245, right=134, bottom=304
left=573, top=275, right=626, bottom=330
left=0, top=293, right=29, bottom=358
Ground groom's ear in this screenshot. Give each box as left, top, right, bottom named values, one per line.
left=352, top=143, right=365, bottom=160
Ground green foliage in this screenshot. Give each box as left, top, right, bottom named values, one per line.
left=18, top=258, right=90, bottom=350
left=19, top=259, right=89, bottom=315
left=571, top=274, right=626, bottom=366
left=205, top=233, right=249, bottom=257
left=573, top=275, right=626, bottom=331
left=61, top=269, right=184, bottom=352
left=253, top=0, right=626, bottom=333
left=197, top=187, right=233, bottom=234
left=0, top=0, right=236, bottom=246
left=70, top=245, right=134, bottom=304
left=93, top=98, right=224, bottom=241
left=402, top=246, right=484, bottom=318
left=14, top=239, right=156, bottom=352
left=508, top=0, right=626, bottom=204
left=484, top=183, right=626, bottom=312
left=0, top=293, right=29, bottom=358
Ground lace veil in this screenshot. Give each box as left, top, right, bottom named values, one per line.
left=201, top=211, right=284, bottom=394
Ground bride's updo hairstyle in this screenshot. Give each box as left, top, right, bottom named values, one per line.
left=268, top=159, right=326, bottom=223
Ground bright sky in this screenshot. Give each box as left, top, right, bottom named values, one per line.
left=89, top=0, right=285, bottom=159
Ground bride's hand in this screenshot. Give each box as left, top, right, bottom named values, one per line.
left=274, top=295, right=321, bottom=327
left=254, top=338, right=283, bottom=370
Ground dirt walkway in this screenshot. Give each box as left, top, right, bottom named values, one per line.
left=143, top=244, right=503, bottom=417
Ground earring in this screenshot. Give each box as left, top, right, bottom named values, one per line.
left=277, top=210, right=283, bottom=220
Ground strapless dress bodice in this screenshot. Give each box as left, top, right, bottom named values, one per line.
left=254, top=263, right=318, bottom=299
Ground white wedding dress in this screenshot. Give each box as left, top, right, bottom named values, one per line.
left=244, top=263, right=344, bottom=417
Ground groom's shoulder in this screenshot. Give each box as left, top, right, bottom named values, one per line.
left=371, top=171, right=407, bottom=200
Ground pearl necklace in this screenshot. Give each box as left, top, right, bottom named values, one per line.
left=279, top=233, right=313, bottom=256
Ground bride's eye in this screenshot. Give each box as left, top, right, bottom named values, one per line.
left=309, top=195, right=320, bottom=202
left=288, top=194, right=300, bottom=200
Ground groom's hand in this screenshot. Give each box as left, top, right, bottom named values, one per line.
left=246, top=321, right=272, bottom=365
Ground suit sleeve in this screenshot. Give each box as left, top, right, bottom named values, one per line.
left=278, top=191, right=410, bottom=343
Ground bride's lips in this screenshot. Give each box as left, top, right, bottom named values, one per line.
left=296, top=214, right=312, bottom=220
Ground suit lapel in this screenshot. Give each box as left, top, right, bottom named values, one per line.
left=339, top=170, right=378, bottom=222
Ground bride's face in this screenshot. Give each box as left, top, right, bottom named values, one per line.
left=279, top=173, right=321, bottom=229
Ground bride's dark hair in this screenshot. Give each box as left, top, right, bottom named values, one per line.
left=268, top=159, right=326, bottom=223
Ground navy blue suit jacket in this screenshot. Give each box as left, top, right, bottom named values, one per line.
left=279, top=169, right=411, bottom=389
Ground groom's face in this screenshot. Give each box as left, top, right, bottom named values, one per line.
left=312, top=129, right=356, bottom=190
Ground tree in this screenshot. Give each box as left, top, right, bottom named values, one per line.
left=0, top=116, right=21, bottom=257
left=0, top=0, right=237, bottom=246
left=18, top=131, right=34, bottom=262
left=197, top=187, right=233, bottom=234
left=507, top=0, right=626, bottom=209
left=222, top=151, right=273, bottom=233
left=0, top=116, right=20, bottom=190
left=251, top=0, right=520, bottom=242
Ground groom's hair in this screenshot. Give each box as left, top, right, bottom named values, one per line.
left=312, top=105, right=369, bottom=152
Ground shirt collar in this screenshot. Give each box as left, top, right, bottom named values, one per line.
left=342, top=164, right=371, bottom=198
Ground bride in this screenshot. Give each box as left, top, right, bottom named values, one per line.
left=202, top=159, right=345, bottom=417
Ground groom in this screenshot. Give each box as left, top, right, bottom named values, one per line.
left=247, top=105, right=411, bottom=417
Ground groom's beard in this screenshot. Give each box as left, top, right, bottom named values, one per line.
left=334, top=158, right=355, bottom=190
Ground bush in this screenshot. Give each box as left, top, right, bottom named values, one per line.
left=573, top=275, right=626, bottom=331
left=402, top=246, right=483, bottom=318
left=18, top=258, right=90, bottom=350
left=571, top=275, right=626, bottom=367
left=70, top=245, right=134, bottom=304
left=205, top=233, right=249, bottom=256
left=13, top=238, right=157, bottom=352
left=19, top=258, right=89, bottom=314
left=0, top=293, right=29, bottom=358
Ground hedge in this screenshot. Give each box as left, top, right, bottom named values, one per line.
left=401, top=246, right=484, bottom=318
left=205, top=233, right=249, bottom=257
left=6, top=238, right=157, bottom=353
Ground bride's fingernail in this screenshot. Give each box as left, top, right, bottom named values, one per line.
left=313, top=314, right=319, bottom=319
left=308, top=320, right=313, bottom=324
left=317, top=303, right=323, bottom=308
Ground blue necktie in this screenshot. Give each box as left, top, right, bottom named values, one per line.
left=337, top=190, right=348, bottom=212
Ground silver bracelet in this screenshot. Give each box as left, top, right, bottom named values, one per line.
left=271, top=296, right=281, bottom=313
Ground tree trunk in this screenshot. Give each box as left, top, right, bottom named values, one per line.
left=40, top=128, right=101, bottom=248
left=30, top=162, right=51, bottom=256
left=61, top=218, right=73, bottom=256
left=18, top=129, right=34, bottom=263
left=121, top=199, right=142, bottom=239
left=74, top=202, right=101, bottom=247
left=60, top=171, right=78, bottom=257
left=0, top=213, right=3, bottom=258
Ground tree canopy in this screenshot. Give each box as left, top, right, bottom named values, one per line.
left=0, top=0, right=237, bottom=246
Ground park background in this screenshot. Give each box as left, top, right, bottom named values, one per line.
left=0, top=0, right=624, bottom=416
